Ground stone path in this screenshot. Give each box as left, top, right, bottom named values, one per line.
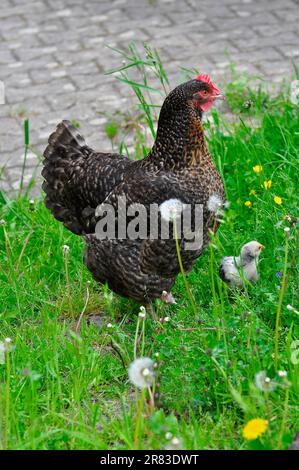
left=0, top=0, right=298, bottom=195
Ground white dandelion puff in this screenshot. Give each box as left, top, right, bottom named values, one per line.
left=159, top=198, right=185, bottom=222
left=62, top=244, right=70, bottom=255
left=278, top=370, right=287, bottom=378
left=128, top=357, right=155, bottom=389
left=207, top=194, right=224, bottom=215
left=138, top=306, right=146, bottom=319
left=0, top=338, right=14, bottom=364
left=165, top=436, right=182, bottom=450
left=255, top=371, right=277, bottom=392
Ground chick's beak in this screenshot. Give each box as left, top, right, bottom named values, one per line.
left=259, top=244, right=266, bottom=250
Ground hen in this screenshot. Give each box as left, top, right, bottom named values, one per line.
left=42, top=74, right=225, bottom=303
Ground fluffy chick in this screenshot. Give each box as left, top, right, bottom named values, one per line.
left=220, top=241, right=265, bottom=288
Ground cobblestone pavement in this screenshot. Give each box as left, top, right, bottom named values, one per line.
left=0, top=0, right=298, bottom=195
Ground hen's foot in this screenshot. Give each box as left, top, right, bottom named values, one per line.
left=161, top=291, right=176, bottom=305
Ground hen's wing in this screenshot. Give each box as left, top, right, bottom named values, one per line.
left=42, top=120, right=133, bottom=234
left=92, top=169, right=194, bottom=278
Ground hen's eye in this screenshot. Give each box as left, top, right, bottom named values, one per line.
left=201, top=90, right=208, bottom=97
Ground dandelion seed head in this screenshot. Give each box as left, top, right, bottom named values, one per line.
left=165, top=436, right=182, bottom=450
left=207, top=194, right=224, bottom=215
left=159, top=198, right=185, bottom=222
left=278, top=370, right=287, bottom=378
left=255, top=371, right=276, bottom=392
left=128, top=357, right=155, bottom=389
left=62, top=244, right=70, bottom=255
left=138, top=306, right=146, bottom=319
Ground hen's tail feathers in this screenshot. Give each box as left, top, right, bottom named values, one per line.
left=42, top=120, right=88, bottom=235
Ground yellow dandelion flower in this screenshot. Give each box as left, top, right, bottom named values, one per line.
left=243, top=419, right=268, bottom=441
left=274, top=196, right=282, bottom=205
left=245, top=201, right=251, bottom=207
left=263, top=180, right=272, bottom=190
left=249, top=189, right=256, bottom=196
left=253, top=165, right=263, bottom=173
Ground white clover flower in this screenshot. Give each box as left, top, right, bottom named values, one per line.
left=128, top=357, right=155, bottom=389
left=165, top=432, right=172, bottom=440
left=0, top=219, right=6, bottom=226
left=164, top=316, right=170, bottom=322
left=284, top=227, right=290, bottom=233
left=62, top=244, right=70, bottom=255
left=159, top=198, right=185, bottom=222
left=107, top=323, right=113, bottom=329
left=207, top=194, right=224, bottom=215
left=255, top=371, right=277, bottom=392
left=154, top=352, right=159, bottom=358
left=278, top=370, right=287, bottom=378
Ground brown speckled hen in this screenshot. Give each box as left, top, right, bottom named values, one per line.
left=42, top=74, right=225, bottom=303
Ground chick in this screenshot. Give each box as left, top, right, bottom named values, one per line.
left=220, top=241, right=265, bottom=288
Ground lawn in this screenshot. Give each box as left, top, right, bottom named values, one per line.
left=0, top=47, right=298, bottom=450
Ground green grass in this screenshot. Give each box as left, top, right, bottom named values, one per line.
left=0, top=45, right=298, bottom=450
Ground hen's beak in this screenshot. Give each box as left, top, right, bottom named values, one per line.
left=259, top=244, right=266, bottom=250
left=214, top=93, right=225, bottom=100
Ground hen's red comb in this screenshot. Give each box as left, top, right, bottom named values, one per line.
left=197, top=74, right=220, bottom=94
